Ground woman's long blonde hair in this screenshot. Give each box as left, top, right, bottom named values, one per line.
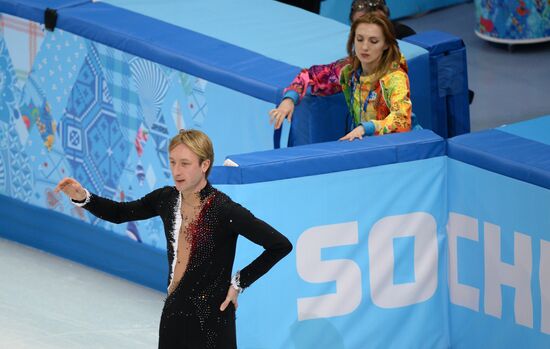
left=346, top=12, right=401, bottom=82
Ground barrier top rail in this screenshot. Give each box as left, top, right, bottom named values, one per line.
left=210, top=129, right=445, bottom=184
left=447, top=115, right=550, bottom=190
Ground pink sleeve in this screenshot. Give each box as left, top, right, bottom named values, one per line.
left=283, top=58, right=350, bottom=104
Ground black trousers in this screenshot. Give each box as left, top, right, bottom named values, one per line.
left=158, top=286, right=237, bottom=349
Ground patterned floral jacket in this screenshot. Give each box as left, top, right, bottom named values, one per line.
left=283, top=54, right=412, bottom=135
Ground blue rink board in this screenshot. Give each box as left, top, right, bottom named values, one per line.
left=216, top=156, right=449, bottom=349
left=446, top=115, right=550, bottom=348
left=447, top=159, right=550, bottom=348
left=209, top=130, right=449, bottom=348
left=447, top=127, right=550, bottom=190
left=211, top=129, right=445, bottom=184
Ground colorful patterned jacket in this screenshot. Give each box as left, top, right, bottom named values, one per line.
left=283, top=54, right=412, bottom=136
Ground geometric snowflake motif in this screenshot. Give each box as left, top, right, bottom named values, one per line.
left=150, top=112, right=171, bottom=179
left=6, top=121, right=33, bottom=202
left=0, top=146, right=6, bottom=195
left=60, top=45, right=130, bottom=203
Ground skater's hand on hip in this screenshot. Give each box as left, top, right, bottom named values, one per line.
left=220, top=286, right=239, bottom=311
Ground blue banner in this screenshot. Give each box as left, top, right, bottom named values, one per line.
left=216, top=157, right=449, bottom=349
left=448, top=159, right=550, bottom=348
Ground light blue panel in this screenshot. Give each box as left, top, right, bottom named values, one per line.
left=104, top=0, right=349, bottom=69
left=387, top=0, right=471, bottom=19
left=214, top=156, right=449, bottom=349
left=104, top=0, right=430, bottom=69
left=448, top=159, right=550, bottom=348
left=200, top=80, right=289, bottom=157
left=321, top=0, right=470, bottom=23
left=320, top=0, right=354, bottom=24
left=498, top=115, right=550, bottom=146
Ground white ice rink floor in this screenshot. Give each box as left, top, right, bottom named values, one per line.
left=0, top=237, right=165, bottom=348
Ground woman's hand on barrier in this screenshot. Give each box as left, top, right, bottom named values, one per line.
left=269, top=98, right=295, bottom=129
left=55, top=177, right=87, bottom=202
left=340, top=125, right=366, bottom=141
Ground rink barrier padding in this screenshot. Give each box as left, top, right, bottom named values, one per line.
left=447, top=128, right=550, bottom=190
left=404, top=30, right=471, bottom=138
left=211, top=129, right=445, bottom=184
